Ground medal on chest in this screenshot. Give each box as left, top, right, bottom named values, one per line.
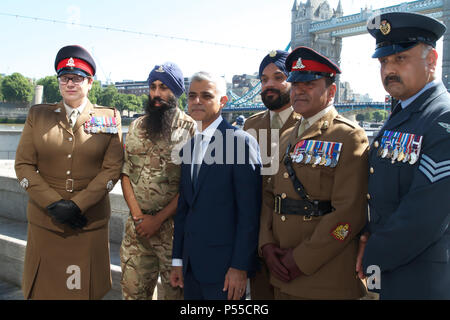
left=84, top=115, right=118, bottom=134
left=376, top=129, right=423, bottom=166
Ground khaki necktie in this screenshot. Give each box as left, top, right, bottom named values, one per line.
left=69, top=109, right=79, bottom=128
left=297, top=119, right=307, bottom=137
left=271, top=113, right=283, bottom=130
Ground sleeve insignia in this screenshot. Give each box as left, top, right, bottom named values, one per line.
left=418, top=154, right=450, bottom=183
left=330, top=223, right=351, bottom=242
left=106, top=180, right=114, bottom=192
left=19, top=178, right=29, bottom=190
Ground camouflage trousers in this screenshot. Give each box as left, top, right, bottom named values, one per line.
left=120, top=216, right=183, bottom=300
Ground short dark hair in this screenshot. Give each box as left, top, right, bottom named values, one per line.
left=325, top=76, right=336, bottom=87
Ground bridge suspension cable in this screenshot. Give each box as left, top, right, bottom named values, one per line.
left=226, top=42, right=291, bottom=108
left=0, top=12, right=270, bottom=52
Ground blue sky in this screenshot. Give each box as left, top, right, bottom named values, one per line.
left=0, top=0, right=443, bottom=101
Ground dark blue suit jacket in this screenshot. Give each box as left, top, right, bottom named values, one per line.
left=172, top=119, right=262, bottom=284
left=363, top=82, right=450, bottom=299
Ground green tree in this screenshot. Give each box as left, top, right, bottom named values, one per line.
left=126, top=94, right=143, bottom=114
left=36, top=75, right=61, bottom=103
left=115, top=93, right=142, bottom=116
left=88, top=80, right=102, bottom=104
left=379, top=110, right=389, bottom=121
left=373, top=111, right=383, bottom=122
left=0, top=74, right=4, bottom=101
left=97, top=85, right=118, bottom=107
left=1, top=73, right=34, bottom=103
left=355, top=114, right=365, bottom=122
left=140, top=94, right=148, bottom=111
left=178, top=92, right=187, bottom=110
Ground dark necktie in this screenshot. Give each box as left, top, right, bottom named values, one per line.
left=192, top=133, right=204, bottom=187
left=390, top=102, right=402, bottom=118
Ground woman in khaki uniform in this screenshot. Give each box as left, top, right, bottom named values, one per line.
left=15, top=45, right=124, bottom=299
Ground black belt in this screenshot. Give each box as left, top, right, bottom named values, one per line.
left=279, top=142, right=334, bottom=220
left=274, top=195, right=333, bottom=220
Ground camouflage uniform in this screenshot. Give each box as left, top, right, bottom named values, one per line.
left=120, top=108, right=195, bottom=300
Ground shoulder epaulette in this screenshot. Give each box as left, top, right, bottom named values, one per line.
left=93, top=104, right=116, bottom=110
left=334, top=114, right=357, bottom=129
left=247, top=110, right=266, bottom=120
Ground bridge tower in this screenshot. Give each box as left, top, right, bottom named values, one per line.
left=291, top=0, right=343, bottom=101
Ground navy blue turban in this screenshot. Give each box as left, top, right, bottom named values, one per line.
left=258, top=50, right=289, bottom=79
left=147, top=62, right=185, bottom=98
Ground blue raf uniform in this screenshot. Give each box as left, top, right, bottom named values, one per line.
left=362, top=12, right=450, bottom=299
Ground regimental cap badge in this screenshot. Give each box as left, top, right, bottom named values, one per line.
left=66, top=57, right=75, bottom=67
left=156, top=65, right=165, bottom=73
left=330, top=223, right=351, bottom=241
left=380, top=20, right=391, bottom=36
left=269, top=50, right=277, bottom=58
left=295, top=58, right=305, bottom=70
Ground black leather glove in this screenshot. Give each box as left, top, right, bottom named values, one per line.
left=47, top=200, right=87, bottom=229
left=280, top=248, right=303, bottom=280
left=261, top=243, right=290, bottom=282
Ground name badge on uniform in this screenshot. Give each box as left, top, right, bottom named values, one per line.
left=377, top=130, right=422, bottom=165
left=292, top=140, right=343, bottom=168
left=84, top=116, right=118, bottom=134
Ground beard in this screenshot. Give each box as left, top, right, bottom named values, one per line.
left=261, top=88, right=291, bottom=111
left=143, top=94, right=178, bottom=142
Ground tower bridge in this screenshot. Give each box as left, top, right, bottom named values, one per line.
left=226, top=0, right=450, bottom=117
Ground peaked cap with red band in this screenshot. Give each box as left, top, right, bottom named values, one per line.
left=54, top=45, right=96, bottom=77
left=285, top=46, right=341, bottom=83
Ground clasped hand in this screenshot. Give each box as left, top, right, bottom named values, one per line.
left=47, top=199, right=87, bottom=229
left=262, top=244, right=303, bottom=282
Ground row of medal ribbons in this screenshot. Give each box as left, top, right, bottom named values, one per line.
left=291, top=140, right=343, bottom=168
left=84, top=116, right=118, bottom=134
left=377, top=130, right=423, bottom=165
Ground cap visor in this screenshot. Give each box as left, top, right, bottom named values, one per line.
left=57, top=68, right=90, bottom=78
left=287, top=72, right=324, bottom=83
left=372, top=42, right=419, bottom=58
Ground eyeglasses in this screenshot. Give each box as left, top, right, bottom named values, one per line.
left=58, top=75, right=87, bottom=85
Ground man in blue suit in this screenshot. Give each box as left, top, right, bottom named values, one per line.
left=356, top=12, right=450, bottom=299
left=170, top=71, right=262, bottom=300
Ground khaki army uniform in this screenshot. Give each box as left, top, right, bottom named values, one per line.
left=244, top=108, right=299, bottom=300
left=259, top=107, right=369, bottom=299
left=15, top=100, right=124, bottom=299
left=120, top=108, right=195, bottom=300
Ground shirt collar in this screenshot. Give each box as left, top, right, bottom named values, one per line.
left=303, top=105, right=333, bottom=127
left=63, top=98, right=88, bottom=116
left=195, top=115, right=223, bottom=139
left=270, top=106, right=293, bottom=125
left=400, top=80, right=438, bottom=109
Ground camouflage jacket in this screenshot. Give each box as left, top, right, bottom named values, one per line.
left=122, top=108, right=195, bottom=211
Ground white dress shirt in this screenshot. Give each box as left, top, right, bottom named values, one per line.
left=400, top=80, right=438, bottom=109
left=63, top=98, right=88, bottom=123
left=300, top=105, right=334, bottom=131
